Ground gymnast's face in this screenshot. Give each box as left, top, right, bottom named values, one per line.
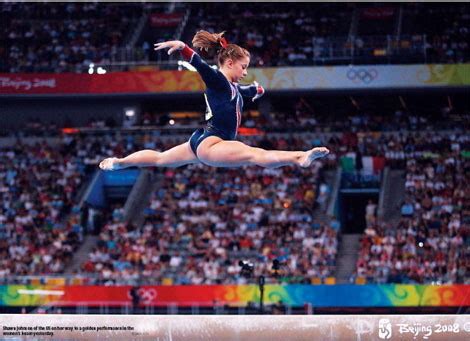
left=226, top=56, right=250, bottom=83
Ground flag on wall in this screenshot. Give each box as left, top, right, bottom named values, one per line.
left=340, top=152, right=356, bottom=172
left=340, top=154, right=385, bottom=174
left=362, top=156, right=386, bottom=175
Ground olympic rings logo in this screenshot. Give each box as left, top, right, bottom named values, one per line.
left=127, top=288, right=158, bottom=304
left=347, top=68, right=378, bottom=84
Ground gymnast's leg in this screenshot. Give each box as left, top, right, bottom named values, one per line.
left=99, top=142, right=199, bottom=170
left=196, top=137, right=329, bottom=169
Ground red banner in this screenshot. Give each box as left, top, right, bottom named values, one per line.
left=0, top=72, right=205, bottom=95
left=149, top=13, right=183, bottom=27
left=361, top=7, right=395, bottom=20
left=58, top=285, right=236, bottom=307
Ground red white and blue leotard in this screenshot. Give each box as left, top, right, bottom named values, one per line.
left=181, top=45, right=264, bottom=156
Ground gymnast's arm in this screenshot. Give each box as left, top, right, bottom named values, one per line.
left=154, top=40, right=229, bottom=91
left=237, top=81, right=265, bottom=102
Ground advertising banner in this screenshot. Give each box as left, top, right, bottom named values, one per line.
left=0, top=64, right=468, bottom=95
left=1, top=284, right=468, bottom=308
left=0, top=71, right=205, bottom=94
left=149, top=13, right=183, bottom=27
left=245, top=64, right=470, bottom=91
left=361, top=7, right=395, bottom=19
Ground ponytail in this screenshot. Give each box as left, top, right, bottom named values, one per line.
left=191, top=30, right=250, bottom=66
left=192, top=30, right=225, bottom=51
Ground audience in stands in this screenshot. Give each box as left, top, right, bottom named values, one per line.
left=0, top=111, right=467, bottom=286
left=401, top=3, right=469, bottom=64
left=183, top=3, right=353, bottom=67
left=0, top=140, right=86, bottom=279
left=1, top=3, right=143, bottom=73
left=0, top=133, right=147, bottom=280
left=354, top=133, right=469, bottom=284
left=1, top=3, right=468, bottom=73
left=80, top=137, right=336, bottom=285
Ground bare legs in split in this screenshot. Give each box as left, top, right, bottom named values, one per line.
left=99, top=136, right=329, bottom=171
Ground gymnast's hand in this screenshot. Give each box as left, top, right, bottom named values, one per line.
left=154, top=40, right=185, bottom=55
left=99, top=157, right=122, bottom=171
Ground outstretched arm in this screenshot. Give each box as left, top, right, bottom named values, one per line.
left=154, top=40, right=185, bottom=55
left=237, top=81, right=265, bottom=102
left=154, top=40, right=229, bottom=91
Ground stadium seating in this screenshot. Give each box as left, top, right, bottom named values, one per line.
left=0, top=133, right=145, bottom=280
left=354, top=132, right=469, bottom=284
left=2, top=2, right=468, bottom=72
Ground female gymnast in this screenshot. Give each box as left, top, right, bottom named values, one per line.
left=99, top=31, right=329, bottom=171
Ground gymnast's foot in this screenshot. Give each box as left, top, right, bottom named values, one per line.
left=99, top=157, right=123, bottom=171
left=299, top=147, right=330, bottom=168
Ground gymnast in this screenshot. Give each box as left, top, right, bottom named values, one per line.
left=99, top=31, right=329, bottom=171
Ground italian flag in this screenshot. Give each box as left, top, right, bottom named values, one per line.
left=340, top=153, right=385, bottom=174
left=362, top=156, right=385, bottom=175
left=340, top=152, right=356, bottom=172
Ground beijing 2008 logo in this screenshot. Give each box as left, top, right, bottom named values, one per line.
left=378, top=318, right=392, bottom=339
left=347, top=68, right=378, bottom=84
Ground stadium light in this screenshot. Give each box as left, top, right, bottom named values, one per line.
left=125, top=109, right=135, bottom=117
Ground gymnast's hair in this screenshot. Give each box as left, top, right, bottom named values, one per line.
left=191, top=30, right=250, bottom=66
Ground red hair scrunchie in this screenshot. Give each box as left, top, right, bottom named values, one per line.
left=219, top=37, right=228, bottom=49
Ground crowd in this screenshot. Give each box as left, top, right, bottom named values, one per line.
left=182, top=3, right=353, bottom=67
left=401, top=3, right=469, bottom=64
left=0, top=133, right=152, bottom=280
left=181, top=3, right=469, bottom=66
left=2, top=3, right=468, bottom=74
left=80, top=136, right=337, bottom=285
left=0, top=121, right=467, bottom=285
left=354, top=133, right=469, bottom=284
left=0, top=139, right=86, bottom=278
left=1, top=3, right=143, bottom=73
left=266, top=97, right=468, bottom=134
left=80, top=128, right=469, bottom=285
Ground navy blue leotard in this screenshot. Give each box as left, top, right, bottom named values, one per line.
left=180, top=45, right=264, bottom=156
